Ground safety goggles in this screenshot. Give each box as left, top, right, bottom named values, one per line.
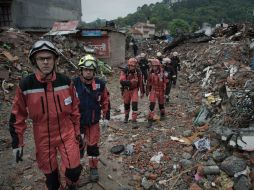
left=81, top=60, right=97, bottom=69
left=32, top=40, right=57, bottom=53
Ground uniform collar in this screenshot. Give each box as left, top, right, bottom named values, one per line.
left=35, top=70, right=56, bottom=83
left=80, top=76, right=97, bottom=90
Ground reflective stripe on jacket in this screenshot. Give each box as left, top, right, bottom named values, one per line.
left=73, top=77, right=109, bottom=131
left=9, top=71, right=80, bottom=149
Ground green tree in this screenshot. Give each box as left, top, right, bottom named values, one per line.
left=168, top=19, right=190, bottom=36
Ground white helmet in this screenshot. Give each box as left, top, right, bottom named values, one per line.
left=173, top=52, right=178, bottom=56
left=156, top=52, right=162, bottom=57
left=140, top=53, right=146, bottom=58
left=162, top=57, right=171, bottom=63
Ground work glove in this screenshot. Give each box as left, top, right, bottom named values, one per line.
left=172, top=75, right=176, bottom=78
left=13, top=147, right=23, bottom=163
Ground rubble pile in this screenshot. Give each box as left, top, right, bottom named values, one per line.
left=0, top=29, right=82, bottom=128
left=1, top=24, right=254, bottom=189
left=168, top=24, right=254, bottom=128
left=170, top=24, right=254, bottom=189
left=116, top=23, right=254, bottom=190
left=139, top=39, right=168, bottom=57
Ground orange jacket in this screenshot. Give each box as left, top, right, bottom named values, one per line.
left=119, top=68, right=144, bottom=94
left=147, top=68, right=167, bottom=92
left=9, top=71, right=80, bottom=149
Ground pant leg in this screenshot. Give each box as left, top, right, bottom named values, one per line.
left=131, top=89, right=139, bottom=121
left=58, top=136, right=81, bottom=186
left=85, top=123, right=100, bottom=168
left=158, top=90, right=165, bottom=115
left=165, top=80, right=172, bottom=97
left=148, top=90, right=156, bottom=120
left=123, top=90, right=131, bottom=118
left=36, top=142, right=58, bottom=174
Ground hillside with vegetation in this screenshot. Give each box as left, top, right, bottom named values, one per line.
left=113, top=0, right=254, bottom=35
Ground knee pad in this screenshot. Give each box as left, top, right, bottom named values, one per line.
left=124, top=104, right=130, bottom=111
left=159, top=104, right=165, bottom=110
left=45, top=169, right=60, bottom=190
left=132, top=102, right=138, bottom=111
left=65, top=165, right=82, bottom=183
left=149, top=102, right=155, bottom=111
left=87, top=145, right=99, bottom=157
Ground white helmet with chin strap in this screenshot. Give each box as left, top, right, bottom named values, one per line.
left=29, top=40, right=59, bottom=65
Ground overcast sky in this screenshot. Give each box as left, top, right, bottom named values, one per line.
left=81, top=0, right=162, bottom=23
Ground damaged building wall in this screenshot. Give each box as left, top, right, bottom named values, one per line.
left=11, top=0, right=81, bottom=30
left=104, top=31, right=126, bottom=66
left=0, top=0, right=12, bottom=27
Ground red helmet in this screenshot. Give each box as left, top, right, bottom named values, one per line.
left=150, top=59, right=161, bottom=66
left=128, top=58, right=138, bottom=66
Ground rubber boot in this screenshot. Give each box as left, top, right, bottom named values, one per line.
left=89, top=157, right=99, bottom=182
left=147, top=111, right=154, bottom=128
left=148, top=119, right=153, bottom=128
left=124, top=114, right=129, bottom=123
left=132, top=120, right=138, bottom=129
left=131, top=111, right=138, bottom=128
left=160, top=109, right=165, bottom=121
left=90, top=168, right=99, bottom=182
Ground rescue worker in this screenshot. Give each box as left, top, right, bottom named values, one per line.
left=156, top=52, right=163, bottom=64
left=162, top=57, right=176, bottom=103
left=171, top=52, right=181, bottom=86
left=73, top=54, right=110, bottom=182
left=138, top=53, right=149, bottom=84
left=132, top=41, right=138, bottom=56
left=120, top=58, right=144, bottom=125
left=9, top=40, right=82, bottom=190
left=146, top=59, right=167, bottom=127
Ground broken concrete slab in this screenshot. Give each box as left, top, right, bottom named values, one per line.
left=221, top=156, right=247, bottom=177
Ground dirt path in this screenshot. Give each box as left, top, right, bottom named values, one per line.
left=0, top=71, right=198, bottom=190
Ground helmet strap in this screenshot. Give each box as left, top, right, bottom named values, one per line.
left=80, top=69, right=94, bottom=82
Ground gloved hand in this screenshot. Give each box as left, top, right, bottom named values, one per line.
left=76, top=134, right=85, bottom=145
left=172, top=75, right=176, bottom=78
left=13, top=147, right=23, bottom=163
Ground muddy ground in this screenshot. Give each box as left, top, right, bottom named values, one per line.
left=0, top=67, right=201, bottom=190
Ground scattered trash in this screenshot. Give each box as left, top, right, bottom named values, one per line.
left=111, top=145, right=125, bottom=154
left=203, top=165, right=220, bottom=175
left=150, top=152, right=164, bottom=164
left=123, top=144, right=134, bottom=156
left=170, top=136, right=185, bottom=143
left=193, top=106, right=211, bottom=126
left=234, top=166, right=250, bottom=178
left=194, top=137, right=211, bottom=151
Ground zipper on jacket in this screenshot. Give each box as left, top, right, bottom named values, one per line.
left=57, top=95, right=62, bottom=112
left=44, top=85, right=53, bottom=171
left=40, top=96, right=45, bottom=114
left=53, top=89, right=71, bottom=167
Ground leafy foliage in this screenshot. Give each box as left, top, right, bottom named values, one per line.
left=113, top=0, right=254, bottom=33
